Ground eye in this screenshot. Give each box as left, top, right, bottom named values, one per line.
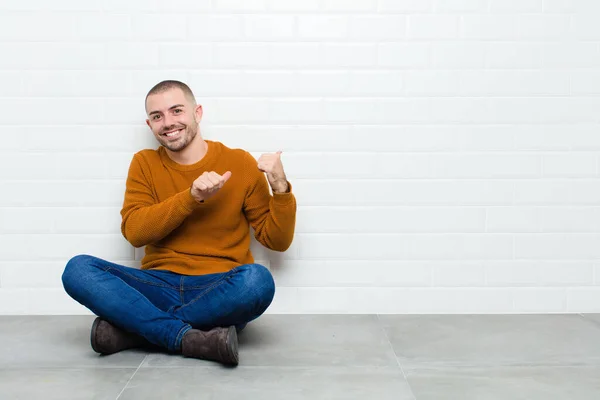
left=173, top=109, right=182, bottom=114
left=152, top=115, right=161, bottom=120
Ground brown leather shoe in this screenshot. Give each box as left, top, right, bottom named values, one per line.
left=181, top=326, right=239, bottom=366
left=90, top=317, right=152, bottom=355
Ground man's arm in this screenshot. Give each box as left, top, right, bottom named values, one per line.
left=243, top=152, right=296, bottom=252
left=120, top=154, right=201, bottom=248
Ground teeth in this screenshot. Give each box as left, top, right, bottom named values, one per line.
left=165, top=130, right=180, bottom=137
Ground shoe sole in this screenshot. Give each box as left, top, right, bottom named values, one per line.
left=225, top=326, right=239, bottom=366
left=90, top=317, right=102, bottom=354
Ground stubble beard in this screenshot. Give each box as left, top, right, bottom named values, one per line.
left=160, top=124, right=198, bottom=152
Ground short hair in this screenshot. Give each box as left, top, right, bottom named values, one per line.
left=145, top=80, right=196, bottom=105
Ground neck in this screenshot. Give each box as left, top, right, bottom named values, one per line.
left=165, top=132, right=208, bottom=165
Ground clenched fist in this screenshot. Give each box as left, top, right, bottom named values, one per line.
left=190, top=171, right=232, bottom=203
left=257, top=151, right=289, bottom=193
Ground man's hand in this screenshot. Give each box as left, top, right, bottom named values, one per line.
left=190, top=171, right=232, bottom=203
left=257, top=151, right=289, bottom=193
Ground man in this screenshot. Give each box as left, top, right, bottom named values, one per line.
left=62, top=80, right=296, bottom=366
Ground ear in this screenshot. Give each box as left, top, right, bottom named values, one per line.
left=194, top=104, right=203, bottom=122
left=145, top=119, right=151, bottom=128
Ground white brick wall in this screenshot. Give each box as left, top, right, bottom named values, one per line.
left=1, top=0, right=600, bottom=314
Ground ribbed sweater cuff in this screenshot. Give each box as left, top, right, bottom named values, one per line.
left=178, top=188, right=203, bottom=212
left=272, top=181, right=295, bottom=205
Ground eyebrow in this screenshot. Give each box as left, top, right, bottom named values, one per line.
left=148, top=104, right=185, bottom=116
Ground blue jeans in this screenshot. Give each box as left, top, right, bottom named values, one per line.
left=61, top=255, right=275, bottom=353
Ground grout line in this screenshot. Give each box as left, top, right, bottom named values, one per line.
left=376, top=314, right=417, bottom=400
left=115, top=354, right=147, bottom=400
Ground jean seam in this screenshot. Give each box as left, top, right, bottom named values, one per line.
left=182, top=269, right=235, bottom=290
left=176, top=275, right=233, bottom=313
left=104, top=267, right=177, bottom=289
left=179, top=276, right=184, bottom=306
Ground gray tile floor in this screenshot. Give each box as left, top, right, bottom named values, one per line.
left=1, top=314, right=600, bottom=399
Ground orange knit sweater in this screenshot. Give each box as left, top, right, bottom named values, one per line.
left=120, top=140, right=297, bottom=276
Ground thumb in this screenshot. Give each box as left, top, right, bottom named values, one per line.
left=222, top=171, right=232, bottom=183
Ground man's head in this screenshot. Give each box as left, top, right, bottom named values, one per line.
left=145, top=80, right=202, bottom=152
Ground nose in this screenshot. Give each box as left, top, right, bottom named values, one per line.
left=162, top=113, right=176, bottom=128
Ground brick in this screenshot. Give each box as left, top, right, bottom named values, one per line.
left=433, top=0, right=488, bottom=12
left=543, top=154, right=598, bottom=178
left=0, top=0, right=102, bottom=11
left=267, top=98, right=325, bottom=124
left=567, top=288, right=600, bottom=312
left=572, top=15, right=600, bottom=40
left=408, top=15, right=460, bottom=39
left=268, top=0, right=320, bottom=11
left=433, top=43, right=486, bottom=68
left=490, top=0, right=542, bottom=12
left=514, top=181, right=600, bottom=205
left=159, top=44, right=212, bottom=68
left=348, top=71, right=403, bottom=95
left=348, top=16, right=406, bottom=40
left=187, top=15, right=244, bottom=41
left=131, top=14, right=187, bottom=41
left=157, top=0, right=210, bottom=11
left=378, top=0, right=433, bottom=12
left=543, top=43, right=600, bottom=68
left=214, top=43, right=271, bottom=67
left=485, top=261, right=540, bottom=287
left=0, top=14, right=75, bottom=41
left=572, top=70, right=600, bottom=94
left=517, top=15, right=570, bottom=40
left=106, top=43, right=160, bottom=68
left=487, top=207, right=542, bottom=233
left=461, top=15, right=517, bottom=40
left=433, top=263, right=486, bottom=287
left=298, top=16, right=348, bottom=39
left=379, top=43, right=431, bottom=67
left=291, top=71, right=351, bottom=96
left=512, top=289, right=566, bottom=312
left=322, top=44, right=378, bottom=67
left=244, top=15, right=295, bottom=40
left=323, top=0, right=377, bottom=12
left=543, top=0, right=574, bottom=12
left=103, top=0, right=158, bottom=11
left=515, top=234, right=600, bottom=259
left=404, top=70, right=461, bottom=95
left=459, top=71, right=570, bottom=96
left=213, top=0, right=267, bottom=12
left=540, top=207, right=600, bottom=232
left=75, top=14, right=130, bottom=41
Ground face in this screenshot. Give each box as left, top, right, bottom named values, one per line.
left=145, top=88, right=202, bottom=152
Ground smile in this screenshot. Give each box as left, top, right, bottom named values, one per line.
left=163, top=129, right=183, bottom=138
